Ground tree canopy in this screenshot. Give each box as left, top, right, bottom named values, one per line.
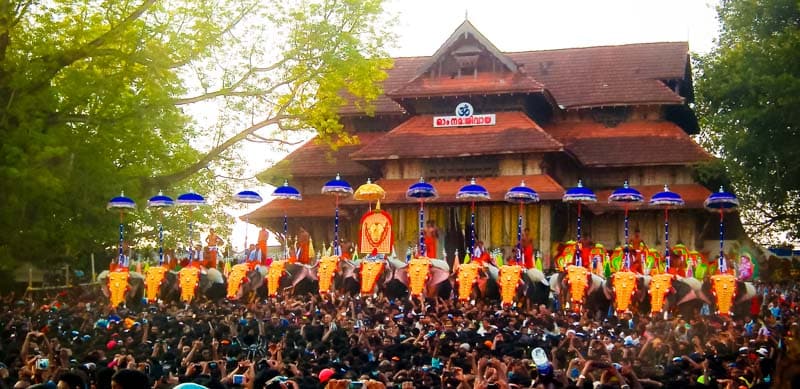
left=0, top=0, right=392, bottom=270
left=695, top=0, right=800, bottom=244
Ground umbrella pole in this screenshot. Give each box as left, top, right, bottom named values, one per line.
left=664, top=208, right=670, bottom=272
left=158, top=212, right=164, bottom=266
left=624, top=206, right=630, bottom=270
left=187, top=209, right=193, bottom=265
left=418, top=201, right=425, bottom=257
left=719, top=209, right=726, bottom=273
left=470, top=202, right=476, bottom=257
left=334, top=195, right=340, bottom=256
left=243, top=217, right=249, bottom=251
left=517, top=203, right=523, bottom=264
left=575, top=202, right=582, bottom=267
left=284, top=214, right=289, bottom=260
left=118, top=212, right=124, bottom=267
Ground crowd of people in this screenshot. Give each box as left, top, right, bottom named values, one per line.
left=0, top=277, right=796, bottom=389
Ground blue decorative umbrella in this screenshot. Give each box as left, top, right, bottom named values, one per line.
left=407, top=178, right=438, bottom=257
left=147, top=191, right=174, bottom=266
left=234, top=189, right=263, bottom=260
left=457, top=178, right=490, bottom=257
left=321, top=174, right=353, bottom=256
left=272, top=181, right=302, bottom=259
left=234, top=190, right=263, bottom=204
left=649, top=185, right=684, bottom=272
left=704, top=187, right=739, bottom=273
left=107, top=192, right=136, bottom=268
left=177, top=191, right=206, bottom=263
left=505, top=181, right=540, bottom=265
left=562, top=180, right=597, bottom=267
left=609, top=180, right=644, bottom=270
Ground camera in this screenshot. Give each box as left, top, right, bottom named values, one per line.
left=349, top=382, right=363, bottom=389
left=208, top=362, right=218, bottom=370
left=37, top=358, right=49, bottom=370
left=232, top=374, right=245, bottom=385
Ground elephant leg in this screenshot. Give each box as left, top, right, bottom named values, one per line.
left=559, top=283, right=569, bottom=311
left=476, top=277, right=488, bottom=300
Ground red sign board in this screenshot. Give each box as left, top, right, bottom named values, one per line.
left=433, top=114, right=496, bottom=128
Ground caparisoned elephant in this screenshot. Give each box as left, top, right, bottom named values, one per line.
left=97, top=270, right=145, bottom=308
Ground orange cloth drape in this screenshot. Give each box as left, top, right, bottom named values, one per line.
left=499, top=265, right=522, bottom=306
left=143, top=266, right=167, bottom=303
left=649, top=273, right=674, bottom=314
left=317, top=256, right=339, bottom=294
left=407, top=258, right=431, bottom=297
left=565, top=265, right=590, bottom=312
left=360, top=261, right=385, bottom=295
left=711, top=273, right=737, bottom=316
left=612, top=271, right=638, bottom=313
left=226, top=264, right=250, bottom=300
left=267, top=260, right=286, bottom=297
left=457, top=263, right=481, bottom=301
left=178, top=267, right=200, bottom=303
left=108, top=270, right=129, bottom=308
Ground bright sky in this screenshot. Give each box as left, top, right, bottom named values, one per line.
left=227, top=0, right=722, bottom=251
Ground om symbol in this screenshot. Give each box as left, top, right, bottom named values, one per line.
left=455, top=102, right=473, bottom=117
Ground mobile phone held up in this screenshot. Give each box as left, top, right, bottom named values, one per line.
left=232, top=374, right=245, bottom=385
left=349, top=382, right=363, bottom=389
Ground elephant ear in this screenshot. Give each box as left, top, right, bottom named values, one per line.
left=589, top=274, right=606, bottom=294
left=484, top=264, right=499, bottom=281
left=390, top=266, right=410, bottom=286
left=252, top=265, right=268, bottom=277
left=525, top=268, right=548, bottom=286
left=430, top=259, right=450, bottom=272
left=97, top=271, right=111, bottom=297
left=671, top=277, right=694, bottom=305
left=205, top=268, right=225, bottom=284
left=285, top=263, right=316, bottom=287
left=387, top=257, right=409, bottom=271
left=736, top=281, right=757, bottom=304
left=428, top=267, right=450, bottom=287
left=548, top=273, right=563, bottom=294
left=339, top=260, right=359, bottom=280
left=127, top=276, right=145, bottom=298
left=248, top=269, right=265, bottom=291
left=598, top=276, right=614, bottom=300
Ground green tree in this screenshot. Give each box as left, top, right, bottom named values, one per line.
left=695, top=0, right=800, bottom=244
left=0, top=0, right=392, bottom=270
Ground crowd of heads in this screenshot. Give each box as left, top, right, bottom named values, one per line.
left=0, top=280, right=797, bottom=389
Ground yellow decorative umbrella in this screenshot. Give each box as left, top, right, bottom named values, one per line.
left=354, top=178, right=385, bottom=209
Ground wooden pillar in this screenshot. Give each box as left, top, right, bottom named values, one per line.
left=539, top=203, right=552, bottom=269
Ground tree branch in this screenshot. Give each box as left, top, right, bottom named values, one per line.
left=244, top=133, right=303, bottom=145
left=28, top=0, right=157, bottom=91
left=172, top=58, right=293, bottom=106
left=11, top=0, right=33, bottom=26
left=143, top=112, right=293, bottom=191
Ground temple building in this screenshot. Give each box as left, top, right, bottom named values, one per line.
left=247, top=21, right=739, bottom=266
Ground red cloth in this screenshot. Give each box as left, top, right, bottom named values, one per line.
left=297, top=242, right=310, bottom=264
left=424, top=235, right=437, bottom=258
left=751, top=295, right=761, bottom=317
left=523, top=245, right=534, bottom=269
left=257, top=229, right=269, bottom=262
left=206, top=248, right=218, bottom=269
